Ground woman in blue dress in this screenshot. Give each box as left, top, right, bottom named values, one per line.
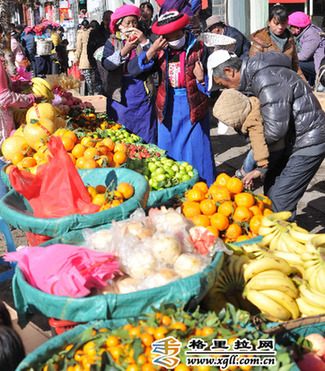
left=102, top=4, right=157, bottom=144
left=128, top=10, right=217, bottom=185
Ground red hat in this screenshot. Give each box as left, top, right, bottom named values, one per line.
left=288, top=11, right=311, bottom=28
left=155, top=0, right=164, bottom=5
left=152, top=10, right=190, bottom=35
left=110, top=5, right=141, bottom=34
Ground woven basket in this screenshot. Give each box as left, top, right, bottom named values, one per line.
left=197, top=33, right=236, bottom=52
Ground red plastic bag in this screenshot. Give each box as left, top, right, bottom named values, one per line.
left=9, top=136, right=100, bottom=218
left=67, top=64, right=82, bottom=80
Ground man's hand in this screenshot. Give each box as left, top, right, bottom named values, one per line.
left=145, top=36, right=168, bottom=61
left=242, top=169, right=264, bottom=190
left=20, top=81, right=32, bottom=91
left=193, top=61, right=204, bottom=83
left=130, top=29, right=146, bottom=44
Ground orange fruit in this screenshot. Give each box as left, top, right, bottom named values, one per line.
left=192, top=182, right=209, bottom=194
left=34, top=139, right=47, bottom=151
left=114, top=142, right=127, bottom=153
left=63, top=130, right=78, bottom=144
left=249, top=215, right=264, bottom=235
left=225, top=223, right=243, bottom=241
left=232, top=206, right=253, bottom=223
left=234, top=192, right=255, bottom=208
left=102, top=138, right=115, bottom=152
left=209, top=185, right=231, bottom=202
left=92, top=194, right=106, bottom=206
left=87, top=186, right=97, bottom=199
left=257, top=194, right=272, bottom=209
left=214, top=173, right=231, bottom=187
left=249, top=205, right=263, bottom=216
left=53, top=128, right=68, bottom=137
left=218, top=201, right=236, bottom=217
left=140, top=333, right=154, bottom=347
left=201, top=327, right=214, bottom=337
left=263, top=208, right=273, bottom=216
left=129, top=326, right=141, bottom=338
left=182, top=201, right=201, bottom=219
left=206, top=225, right=219, bottom=237
left=83, top=158, right=98, bottom=169
left=96, top=145, right=109, bottom=156
left=186, top=188, right=205, bottom=202
left=160, top=315, right=172, bottom=326
left=170, top=322, right=187, bottom=332
left=141, top=363, right=155, bottom=371
left=226, top=177, right=244, bottom=194
left=236, top=235, right=250, bottom=242
left=126, top=365, right=140, bottom=371
left=113, top=151, right=127, bottom=165
left=191, top=214, right=211, bottom=228
left=106, top=335, right=119, bottom=348
left=81, top=136, right=96, bottom=148
left=154, top=326, right=168, bottom=340
left=61, top=136, right=74, bottom=152
left=200, top=199, right=217, bottom=216
left=84, top=147, right=100, bottom=160
left=210, top=213, right=229, bottom=231
left=254, top=196, right=265, bottom=211
left=72, top=144, right=86, bottom=158
left=175, top=364, right=191, bottom=371
left=11, top=152, right=25, bottom=166
left=76, top=156, right=87, bottom=169
left=117, top=182, right=134, bottom=199
left=20, top=156, right=36, bottom=168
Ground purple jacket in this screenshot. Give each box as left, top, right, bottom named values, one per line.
left=160, top=0, right=193, bottom=17
left=297, top=23, right=325, bottom=71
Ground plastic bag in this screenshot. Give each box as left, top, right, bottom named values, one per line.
left=67, top=64, right=82, bottom=80
left=9, top=136, right=100, bottom=218
left=4, top=244, right=122, bottom=298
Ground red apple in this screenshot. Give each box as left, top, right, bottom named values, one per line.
left=306, top=334, right=325, bottom=359
left=297, top=352, right=325, bottom=371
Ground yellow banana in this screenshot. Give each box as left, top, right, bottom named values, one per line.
left=280, top=232, right=305, bottom=255
left=301, top=251, right=320, bottom=262
left=261, top=211, right=292, bottom=227
left=308, top=235, right=325, bottom=250
left=245, top=271, right=298, bottom=299
left=31, top=77, right=52, bottom=91
left=272, top=250, right=303, bottom=266
left=291, top=223, right=309, bottom=234
left=243, top=256, right=291, bottom=282
left=313, top=266, right=325, bottom=294
left=299, top=282, right=325, bottom=309
left=305, top=237, right=320, bottom=253
left=232, top=255, right=249, bottom=284
left=261, top=229, right=280, bottom=247
left=261, top=289, right=300, bottom=319
left=296, top=297, right=325, bottom=316
left=289, top=226, right=316, bottom=244
left=269, top=230, right=285, bottom=251
left=246, top=289, right=291, bottom=321
left=259, top=225, right=278, bottom=236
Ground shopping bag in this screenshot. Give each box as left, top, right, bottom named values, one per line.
left=67, top=64, right=82, bottom=80
left=9, top=135, right=100, bottom=218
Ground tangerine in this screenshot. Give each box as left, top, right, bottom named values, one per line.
left=81, top=137, right=96, bottom=148
left=186, top=188, right=205, bottom=202
left=263, top=208, right=274, bottom=216
left=76, top=156, right=87, bottom=169
left=182, top=202, right=201, bottom=219
left=61, top=136, right=74, bottom=152
left=232, top=206, right=253, bottom=223
left=249, top=205, right=263, bottom=216
left=117, top=182, right=134, bottom=199
left=235, top=235, right=250, bottom=243
left=210, top=213, right=229, bottom=231
left=106, top=335, right=119, bottom=348
left=201, top=327, right=214, bottom=337
left=170, top=322, right=187, bottom=331
left=200, top=199, right=217, bottom=216
left=234, top=192, right=255, bottom=208
left=63, top=130, right=78, bottom=144
left=92, top=194, right=106, bottom=206
left=154, top=326, right=168, bottom=340
left=249, top=215, right=264, bottom=235
left=20, top=156, right=36, bottom=168
left=225, top=223, right=243, bottom=241
left=140, top=333, right=154, bottom=347
left=192, top=181, right=209, bottom=194
left=160, top=315, right=172, bottom=326
left=191, top=214, right=211, bottom=228
left=113, top=151, right=127, bottom=165
left=257, top=194, right=272, bottom=209
left=102, top=138, right=115, bottom=152
left=72, top=144, right=86, bottom=158
left=175, top=364, right=191, bottom=371
left=218, top=201, right=236, bottom=217
left=83, top=158, right=98, bottom=169
left=214, top=173, right=231, bottom=187
left=209, top=185, right=231, bottom=202
left=11, top=152, right=24, bottom=166
left=114, top=143, right=127, bottom=153
left=206, top=226, right=219, bottom=237
left=226, top=177, right=244, bottom=194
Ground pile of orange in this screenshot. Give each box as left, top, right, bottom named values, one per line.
left=7, top=128, right=129, bottom=175
left=182, top=173, right=273, bottom=242
left=87, top=182, right=134, bottom=211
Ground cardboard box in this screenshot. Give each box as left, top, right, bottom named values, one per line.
left=78, top=95, right=107, bottom=113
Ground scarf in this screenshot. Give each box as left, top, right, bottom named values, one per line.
left=269, top=28, right=289, bottom=52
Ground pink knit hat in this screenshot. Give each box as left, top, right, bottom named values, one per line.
left=110, top=5, right=141, bottom=34
left=288, top=12, right=311, bottom=28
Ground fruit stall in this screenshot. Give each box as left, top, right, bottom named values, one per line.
left=1, top=77, right=325, bottom=371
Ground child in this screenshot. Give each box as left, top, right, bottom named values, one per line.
left=56, top=39, right=69, bottom=73
left=213, top=88, right=285, bottom=181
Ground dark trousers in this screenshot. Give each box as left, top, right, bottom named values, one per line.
left=300, top=60, right=316, bottom=86
left=35, top=55, right=52, bottom=77
left=265, top=152, right=325, bottom=221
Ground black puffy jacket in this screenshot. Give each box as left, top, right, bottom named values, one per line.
left=239, top=51, right=325, bottom=152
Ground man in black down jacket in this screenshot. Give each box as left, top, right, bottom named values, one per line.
left=209, top=50, right=325, bottom=220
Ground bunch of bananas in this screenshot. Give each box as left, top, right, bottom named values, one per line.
left=297, top=282, right=325, bottom=316
left=201, top=254, right=256, bottom=313
left=12, top=107, right=27, bottom=125
left=30, top=77, right=54, bottom=103
left=242, top=256, right=300, bottom=321
left=259, top=211, right=316, bottom=254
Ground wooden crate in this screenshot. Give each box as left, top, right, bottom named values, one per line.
left=78, top=95, right=107, bottom=113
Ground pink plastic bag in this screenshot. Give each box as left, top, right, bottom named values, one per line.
left=9, top=136, right=100, bottom=218
left=4, top=244, right=122, bottom=297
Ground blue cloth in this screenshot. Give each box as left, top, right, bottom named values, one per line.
left=107, top=75, right=157, bottom=144
left=224, top=25, right=251, bottom=59
left=158, top=87, right=216, bottom=186
left=0, top=160, right=8, bottom=200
